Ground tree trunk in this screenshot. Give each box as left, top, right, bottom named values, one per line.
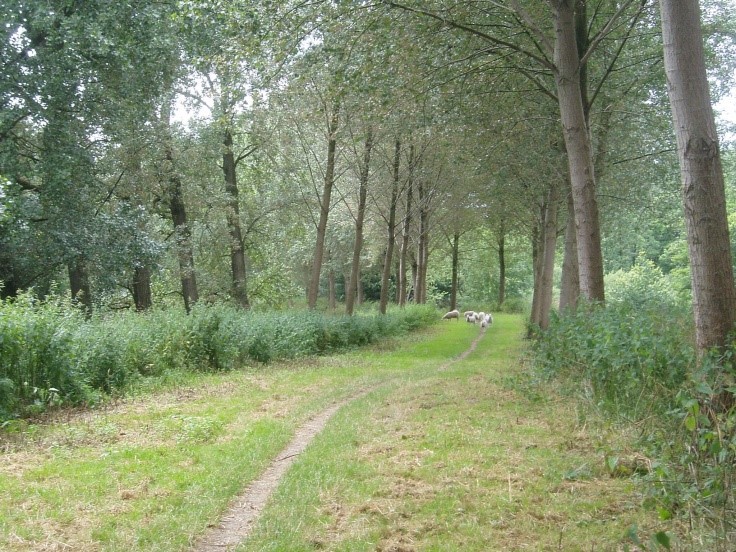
left=380, top=139, right=401, bottom=314
left=307, top=105, right=339, bottom=310
left=328, top=265, right=336, bottom=311
left=68, top=256, right=92, bottom=316
left=132, top=265, right=152, bottom=311
left=161, top=94, right=198, bottom=313
left=399, top=145, right=415, bottom=306
left=660, top=0, right=736, bottom=354
left=450, top=231, right=459, bottom=311
left=346, top=128, right=373, bottom=315
left=559, top=187, right=580, bottom=312
left=529, top=206, right=544, bottom=333
left=497, top=231, right=506, bottom=308
left=538, top=182, right=560, bottom=330
left=416, top=179, right=428, bottom=304
left=222, top=127, right=250, bottom=309
left=552, top=0, right=605, bottom=303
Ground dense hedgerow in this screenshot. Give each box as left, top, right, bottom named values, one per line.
left=533, top=281, right=736, bottom=545
left=0, top=293, right=437, bottom=420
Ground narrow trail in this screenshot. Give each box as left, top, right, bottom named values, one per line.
left=193, top=327, right=487, bottom=551
left=193, top=389, right=375, bottom=551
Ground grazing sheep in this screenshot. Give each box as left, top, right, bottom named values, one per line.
left=465, top=311, right=477, bottom=323
left=480, top=318, right=488, bottom=328
left=478, top=311, right=486, bottom=321
left=442, top=309, right=460, bottom=321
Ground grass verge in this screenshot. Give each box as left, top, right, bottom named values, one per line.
left=0, top=315, right=674, bottom=551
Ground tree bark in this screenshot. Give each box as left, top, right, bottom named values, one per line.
left=346, top=128, right=373, bottom=315
left=380, top=138, right=401, bottom=314
left=161, top=93, right=198, bottom=313
left=552, top=0, right=605, bottom=303
left=529, top=205, right=544, bottom=333
left=132, top=265, right=152, bottom=311
left=660, top=0, right=736, bottom=354
left=222, top=126, right=250, bottom=309
left=559, top=187, right=580, bottom=312
left=538, top=182, right=560, bottom=330
left=497, top=231, right=506, bottom=308
left=307, top=104, right=339, bottom=310
left=450, top=231, right=459, bottom=311
left=416, top=178, right=428, bottom=304
left=398, top=145, right=415, bottom=306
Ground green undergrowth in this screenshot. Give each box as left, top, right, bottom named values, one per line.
left=0, top=292, right=436, bottom=420
left=0, top=314, right=676, bottom=551
left=533, top=302, right=736, bottom=550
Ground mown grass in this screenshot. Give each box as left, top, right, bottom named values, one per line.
left=0, top=315, right=675, bottom=551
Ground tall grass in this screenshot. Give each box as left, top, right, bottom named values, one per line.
left=0, top=292, right=437, bottom=420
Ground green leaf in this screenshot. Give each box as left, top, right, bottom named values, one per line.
left=684, top=413, right=697, bottom=431
left=653, top=531, right=671, bottom=549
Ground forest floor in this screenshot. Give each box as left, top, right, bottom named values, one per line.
left=0, top=314, right=680, bottom=551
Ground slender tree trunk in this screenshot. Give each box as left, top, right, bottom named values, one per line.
left=559, top=187, right=580, bottom=312
left=410, top=255, right=418, bottom=303
left=399, top=145, right=415, bottom=306
left=660, top=0, right=736, bottom=354
left=308, top=105, right=339, bottom=310
left=497, top=232, right=506, bottom=308
left=68, top=256, right=92, bottom=316
left=450, top=231, right=459, bottom=311
left=222, top=127, right=250, bottom=309
left=552, top=0, right=605, bottom=303
left=346, top=128, right=373, bottom=315
left=328, top=265, right=336, bottom=311
left=132, top=265, right=152, bottom=311
left=380, top=139, right=401, bottom=314
left=529, top=206, right=544, bottom=333
left=416, top=179, right=428, bottom=304
left=538, top=182, right=560, bottom=330
left=161, top=94, right=198, bottom=313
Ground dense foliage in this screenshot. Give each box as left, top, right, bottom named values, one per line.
left=0, top=293, right=437, bottom=421
left=533, top=268, right=736, bottom=546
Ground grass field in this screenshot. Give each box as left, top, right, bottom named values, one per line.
left=0, top=314, right=674, bottom=551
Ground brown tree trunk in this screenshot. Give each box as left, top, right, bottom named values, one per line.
left=307, top=105, right=339, bottom=310
left=132, top=265, right=152, bottom=311
left=450, top=231, right=459, bottom=311
left=380, top=139, right=401, bottom=314
left=346, top=128, right=373, bottom=315
left=559, top=187, right=580, bottom=312
left=399, top=145, right=415, bottom=306
left=161, top=94, right=198, bottom=313
left=552, top=0, right=605, bottom=303
left=328, top=265, right=336, bottom=311
left=660, top=0, right=736, bottom=354
left=222, top=127, right=250, bottom=309
left=529, top=205, right=544, bottom=333
left=416, top=179, right=428, bottom=304
left=538, top=182, right=560, bottom=330
left=497, top=231, right=506, bottom=308
left=68, top=256, right=92, bottom=316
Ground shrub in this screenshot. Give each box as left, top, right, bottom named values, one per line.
left=0, top=296, right=437, bottom=420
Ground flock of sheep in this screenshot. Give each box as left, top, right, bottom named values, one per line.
left=442, top=309, right=493, bottom=328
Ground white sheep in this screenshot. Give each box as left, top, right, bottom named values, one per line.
left=465, top=311, right=477, bottom=323
left=442, top=309, right=460, bottom=321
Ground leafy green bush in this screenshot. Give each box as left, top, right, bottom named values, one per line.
left=533, top=301, right=694, bottom=418
left=0, top=295, right=437, bottom=420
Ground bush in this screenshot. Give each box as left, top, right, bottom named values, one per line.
left=0, top=295, right=437, bottom=420
left=533, top=301, right=694, bottom=418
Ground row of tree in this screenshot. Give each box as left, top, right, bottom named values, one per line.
left=1, top=1, right=735, bottom=353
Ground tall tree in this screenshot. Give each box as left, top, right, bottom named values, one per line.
left=346, top=127, right=373, bottom=315
left=379, top=138, right=401, bottom=314
left=660, top=0, right=736, bottom=354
